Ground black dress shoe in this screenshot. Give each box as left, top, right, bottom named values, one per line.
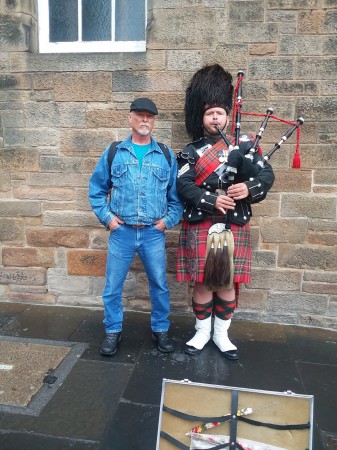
left=152, top=331, right=175, bottom=353
left=222, top=349, right=239, bottom=360
left=185, top=345, right=202, bottom=356
left=100, top=332, right=121, bottom=356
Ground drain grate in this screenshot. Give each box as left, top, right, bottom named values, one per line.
left=0, top=336, right=87, bottom=416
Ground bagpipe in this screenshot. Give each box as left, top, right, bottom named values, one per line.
left=215, top=70, right=304, bottom=188
left=203, top=70, right=304, bottom=291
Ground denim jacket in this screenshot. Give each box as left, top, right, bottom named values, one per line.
left=88, top=136, right=183, bottom=229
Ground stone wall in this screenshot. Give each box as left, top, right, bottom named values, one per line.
left=0, top=0, right=336, bottom=329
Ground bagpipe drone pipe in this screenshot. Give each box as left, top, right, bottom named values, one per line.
left=215, top=70, right=304, bottom=189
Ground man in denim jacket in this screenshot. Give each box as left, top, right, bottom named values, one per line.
left=89, top=98, right=183, bottom=356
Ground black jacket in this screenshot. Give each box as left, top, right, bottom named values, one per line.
left=176, top=136, right=275, bottom=226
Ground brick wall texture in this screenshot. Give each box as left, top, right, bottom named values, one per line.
left=0, top=0, right=336, bottom=329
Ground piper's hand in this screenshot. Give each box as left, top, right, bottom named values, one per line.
left=108, top=216, right=124, bottom=231
left=215, top=195, right=235, bottom=215
left=227, top=183, right=249, bottom=200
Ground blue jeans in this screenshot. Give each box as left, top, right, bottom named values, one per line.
left=102, top=224, right=170, bottom=333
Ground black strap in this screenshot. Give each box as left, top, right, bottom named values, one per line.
left=162, top=405, right=231, bottom=423
left=238, top=416, right=310, bottom=430
left=230, top=390, right=239, bottom=449
left=107, top=141, right=172, bottom=170
left=160, top=431, right=189, bottom=450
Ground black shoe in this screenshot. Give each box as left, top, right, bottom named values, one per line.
left=152, top=331, right=175, bottom=353
left=222, top=349, right=239, bottom=361
left=100, top=332, right=121, bottom=356
left=185, top=345, right=202, bottom=356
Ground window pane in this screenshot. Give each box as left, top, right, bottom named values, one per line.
left=49, top=0, right=78, bottom=42
left=82, top=0, right=111, bottom=41
left=115, top=0, right=145, bottom=41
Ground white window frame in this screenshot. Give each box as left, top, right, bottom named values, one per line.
left=38, top=0, right=147, bottom=53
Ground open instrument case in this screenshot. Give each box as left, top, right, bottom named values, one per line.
left=156, top=379, right=313, bottom=450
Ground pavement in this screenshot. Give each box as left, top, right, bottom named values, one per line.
left=0, top=301, right=336, bottom=450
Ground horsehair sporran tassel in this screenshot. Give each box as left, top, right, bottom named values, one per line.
left=204, top=223, right=234, bottom=291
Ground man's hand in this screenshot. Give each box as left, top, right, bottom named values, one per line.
left=108, top=216, right=124, bottom=231
left=227, top=183, right=249, bottom=200
left=154, top=219, right=166, bottom=231
left=215, top=195, right=236, bottom=215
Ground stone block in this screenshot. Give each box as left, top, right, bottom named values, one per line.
left=60, top=129, right=116, bottom=157
left=86, top=109, right=129, bottom=128
left=236, top=288, right=267, bottom=311
left=252, top=196, right=280, bottom=217
left=252, top=250, right=277, bottom=267
left=47, top=269, right=91, bottom=295
left=280, top=35, right=322, bottom=55
left=0, top=109, right=24, bottom=127
left=307, top=231, right=337, bottom=246
left=9, top=291, right=56, bottom=303
left=281, top=194, right=336, bottom=219
left=271, top=81, right=319, bottom=96
left=43, top=211, right=98, bottom=228
left=111, top=92, right=185, bottom=112
left=249, top=43, right=277, bottom=56
left=76, top=189, right=92, bottom=211
left=266, top=292, right=327, bottom=314
left=323, top=36, right=337, bottom=55
left=250, top=268, right=301, bottom=290
left=0, top=268, right=46, bottom=285
left=167, top=50, right=202, bottom=71
left=0, top=13, right=34, bottom=52
left=112, top=70, right=183, bottom=92
left=32, top=73, right=54, bottom=90
left=57, top=294, right=102, bottom=307
left=0, top=218, right=24, bottom=242
left=147, top=8, right=216, bottom=49
left=0, top=200, right=41, bottom=217
left=2, top=247, right=55, bottom=268
left=250, top=226, right=260, bottom=249
left=229, top=1, right=264, bottom=21
left=40, top=156, right=83, bottom=173
left=0, top=148, right=39, bottom=171
left=300, top=145, right=337, bottom=169
left=302, top=282, right=337, bottom=295
left=308, top=219, right=337, bottom=233
left=229, top=23, right=278, bottom=44
left=298, top=10, right=324, bottom=33
left=28, top=172, right=90, bottom=187
left=54, top=72, right=112, bottom=102
left=266, top=11, right=297, bottom=21
left=0, top=172, right=10, bottom=191
left=267, top=0, right=319, bottom=9
left=0, top=73, right=31, bottom=89
left=14, top=186, right=75, bottom=202
left=10, top=50, right=166, bottom=73
left=205, top=45, right=249, bottom=74
left=323, top=10, right=337, bottom=34
left=89, top=229, right=109, bottom=249
left=260, top=217, right=307, bottom=244
left=304, top=270, right=337, bottom=283
left=296, top=98, right=337, bottom=120
left=272, top=169, right=311, bottom=193
left=278, top=243, right=337, bottom=270
left=23, top=102, right=86, bottom=128
left=27, top=227, right=89, bottom=248
left=4, top=128, right=59, bottom=147
left=249, top=57, right=294, bottom=79
left=297, top=57, right=337, bottom=80
left=67, top=250, right=107, bottom=276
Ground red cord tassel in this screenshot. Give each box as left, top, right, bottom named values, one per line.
left=292, top=127, right=301, bottom=169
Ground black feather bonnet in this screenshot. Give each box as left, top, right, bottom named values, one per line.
left=185, top=64, right=233, bottom=140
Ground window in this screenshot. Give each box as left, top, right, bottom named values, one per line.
left=38, top=0, right=147, bottom=53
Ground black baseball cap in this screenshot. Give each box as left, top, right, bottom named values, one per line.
left=130, top=98, right=158, bottom=115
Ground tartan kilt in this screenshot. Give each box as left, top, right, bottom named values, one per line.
left=176, top=219, right=251, bottom=285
